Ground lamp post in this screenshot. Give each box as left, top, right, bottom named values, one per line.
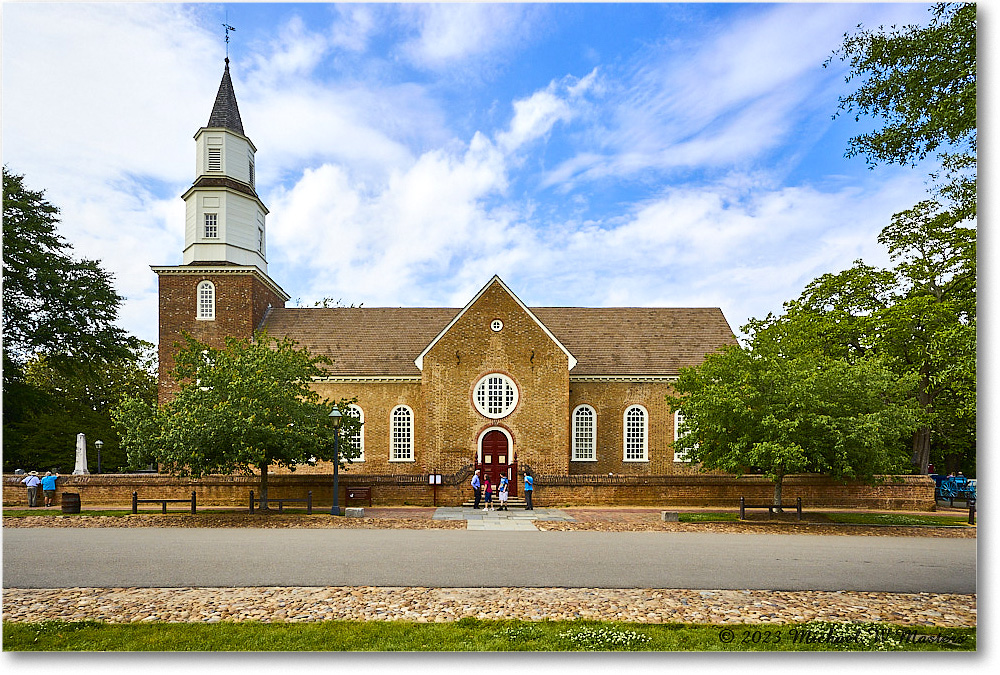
left=329, top=409, right=343, bottom=515
left=95, top=440, right=103, bottom=474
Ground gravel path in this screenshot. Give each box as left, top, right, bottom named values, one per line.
left=2, top=587, right=975, bottom=627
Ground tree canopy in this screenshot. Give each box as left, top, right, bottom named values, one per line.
left=828, top=3, right=975, bottom=169
left=3, top=167, right=146, bottom=471
left=2, top=167, right=136, bottom=372
left=669, top=338, right=922, bottom=505
left=113, top=333, right=361, bottom=506
left=670, top=4, right=977, bottom=492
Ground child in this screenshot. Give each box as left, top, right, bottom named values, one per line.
left=483, top=477, right=493, bottom=511
left=498, top=475, right=509, bottom=511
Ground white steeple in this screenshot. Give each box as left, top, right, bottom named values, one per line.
left=181, top=59, right=269, bottom=272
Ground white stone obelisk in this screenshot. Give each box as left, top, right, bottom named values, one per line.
left=73, top=433, right=90, bottom=474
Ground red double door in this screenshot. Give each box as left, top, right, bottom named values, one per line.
left=480, top=430, right=517, bottom=497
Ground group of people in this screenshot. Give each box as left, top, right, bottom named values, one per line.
left=470, top=469, right=533, bottom=510
left=19, top=470, right=60, bottom=507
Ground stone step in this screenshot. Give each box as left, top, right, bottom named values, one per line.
left=461, top=498, right=528, bottom=509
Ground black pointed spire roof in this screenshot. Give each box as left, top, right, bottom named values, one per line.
left=207, top=58, right=245, bottom=135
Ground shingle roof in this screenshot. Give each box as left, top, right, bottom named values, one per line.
left=206, top=59, right=245, bottom=135
left=262, top=306, right=735, bottom=377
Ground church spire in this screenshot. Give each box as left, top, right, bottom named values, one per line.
left=206, top=59, right=245, bottom=135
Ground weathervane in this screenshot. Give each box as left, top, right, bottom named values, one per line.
left=223, top=18, right=236, bottom=61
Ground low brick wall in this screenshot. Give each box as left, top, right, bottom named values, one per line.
left=3, top=473, right=935, bottom=510
left=532, top=474, right=936, bottom=511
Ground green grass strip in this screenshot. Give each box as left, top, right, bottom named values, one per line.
left=2, top=619, right=975, bottom=652
left=824, top=513, right=970, bottom=527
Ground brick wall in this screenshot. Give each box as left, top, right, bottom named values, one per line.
left=157, top=270, right=285, bottom=403
left=421, top=282, right=571, bottom=478
left=3, top=473, right=935, bottom=510
left=568, top=380, right=690, bottom=475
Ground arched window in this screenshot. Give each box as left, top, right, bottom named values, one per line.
left=572, top=405, right=597, bottom=461
left=390, top=405, right=413, bottom=461
left=196, top=281, right=215, bottom=320
left=473, top=373, right=519, bottom=419
left=623, top=405, right=648, bottom=462
left=347, top=404, right=364, bottom=462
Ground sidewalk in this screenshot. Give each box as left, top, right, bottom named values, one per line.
left=432, top=506, right=575, bottom=530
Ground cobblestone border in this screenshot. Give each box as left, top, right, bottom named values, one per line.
left=2, top=587, right=975, bottom=627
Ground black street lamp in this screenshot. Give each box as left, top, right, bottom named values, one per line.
left=329, top=408, right=343, bottom=516
left=95, top=440, right=104, bottom=474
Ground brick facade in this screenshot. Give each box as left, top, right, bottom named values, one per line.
left=155, top=268, right=286, bottom=402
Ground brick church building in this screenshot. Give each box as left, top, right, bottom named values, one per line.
left=152, top=60, right=742, bottom=501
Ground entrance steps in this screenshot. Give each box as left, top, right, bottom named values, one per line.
left=461, top=497, right=529, bottom=509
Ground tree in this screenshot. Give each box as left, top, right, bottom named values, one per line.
left=112, top=332, right=361, bottom=507
left=2, top=168, right=136, bottom=372
left=3, top=167, right=144, bottom=468
left=2, top=344, right=157, bottom=473
left=668, top=340, right=922, bottom=506
left=828, top=2, right=976, bottom=215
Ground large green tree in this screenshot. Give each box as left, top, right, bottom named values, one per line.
left=3, top=167, right=143, bottom=469
left=112, top=333, right=361, bottom=507
left=669, top=337, right=922, bottom=505
left=2, top=345, right=157, bottom=473
left=805, top=2, right=977, bottom=474
left=828, top=2, right=976, bottom=218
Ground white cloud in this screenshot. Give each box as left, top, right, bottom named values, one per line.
left=497, top=71, right=598, bottom=154
left=399, top=3, right=536, bottom=70
left=329, top=4, right=380, bottom=53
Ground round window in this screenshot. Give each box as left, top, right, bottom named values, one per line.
left=473, top=373, right=519, bottom=419
left=491, top=319, right=503, bottom=332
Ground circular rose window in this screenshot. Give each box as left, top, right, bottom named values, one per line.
left=473, top=373, right=519, bottom=418
left=491, top=319, right=503, bottom=332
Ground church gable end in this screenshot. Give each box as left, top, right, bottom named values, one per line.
left=419, top=276, right=572, bottom=476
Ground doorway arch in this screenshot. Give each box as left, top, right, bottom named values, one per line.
left=477, top=427, right=517, bottom=496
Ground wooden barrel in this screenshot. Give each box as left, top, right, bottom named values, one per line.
left=61, top=492, right=81, bottom=514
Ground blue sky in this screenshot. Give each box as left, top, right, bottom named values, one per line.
left=3, top=2, right=953, bottom=347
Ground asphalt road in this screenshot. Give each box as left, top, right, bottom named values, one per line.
left=3, top=528, right=976, bottom=593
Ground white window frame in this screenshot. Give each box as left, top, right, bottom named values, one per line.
left=572, top=405, right=597, bottom=461
left=196, top=280, right=215, bottom=320
left=204, top=213, right=218, bottom=239
left=390, top=405, right=414, bottom=462
left=346, top=404, right=364, bottom=462
left=673, top=410, right=691, bottom=462
left=623, top=405, right=648, bottom=462
left=473, top=373, right=519, bottom=419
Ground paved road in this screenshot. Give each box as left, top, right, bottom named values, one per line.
left=3, top=528, right=975, bottom=593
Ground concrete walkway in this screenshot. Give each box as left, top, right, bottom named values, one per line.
left=432, top=506, right=575, bottom=530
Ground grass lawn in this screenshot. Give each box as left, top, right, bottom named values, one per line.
left=823, top=513, right=971, bottom=527
left=2, top=619, right=975, bottom=652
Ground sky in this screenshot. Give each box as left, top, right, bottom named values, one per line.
left=2, top=2, right=963, bottom=348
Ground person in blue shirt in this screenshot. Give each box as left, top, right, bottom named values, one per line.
left=41, top=471, right=60, bottom=507
left=471, top=470, right=482, bottom=509
left=524, top=470, right=534, bottom=510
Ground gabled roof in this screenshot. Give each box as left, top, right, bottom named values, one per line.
left=261, top=304, right=736, bottom=378
left=206, top=59, right=245, bottom=135
left=413, top=275, right=577, bottom=371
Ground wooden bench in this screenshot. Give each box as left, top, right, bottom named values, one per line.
left=739, top=496, right=802, bottom=520
left=346, top=486, right=372, bottom=507
left=132, top=491, right=197, bottom=514
left=249, top=491, right=313, bottom=514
